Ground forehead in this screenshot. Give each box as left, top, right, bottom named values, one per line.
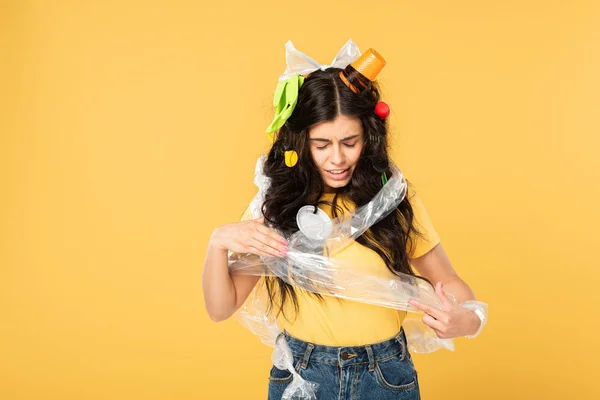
left=308, top=114, right=363, bottom=139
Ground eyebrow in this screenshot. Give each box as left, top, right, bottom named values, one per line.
left=309, top=134, right=360, bottom=143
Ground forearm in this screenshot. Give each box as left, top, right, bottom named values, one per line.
left=440, top=276, right=476, bottom=304
left=202, top=240, right=237, bottom=321
left=441, top=276, right=487, bottom=337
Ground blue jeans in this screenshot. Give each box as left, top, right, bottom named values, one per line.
left=268, top=327, right=421, bottom=399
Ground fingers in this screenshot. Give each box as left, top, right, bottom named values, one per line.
left=408, top=299, right=446, bottom=321
left=255, top=223, right=287, bottom=246
left=249, top=236, right=287, bottom=257
left=408, top=283, right=456, bottom=338
left=238, top=215, right=289, bottom=258
left=248, top=245, right=279, bottom=258
left=422, top=314, right=445, bottom=332
left=251, top=218, right=288, bottom=258
left=434, top=281, right=452, bottom=307
left=249, top=225, right=288, bottom=257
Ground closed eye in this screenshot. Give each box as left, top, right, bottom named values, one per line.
left=316, top=143, right=357, bottom=151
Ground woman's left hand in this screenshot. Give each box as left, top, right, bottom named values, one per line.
left=408, top=282, right=481, bottom=339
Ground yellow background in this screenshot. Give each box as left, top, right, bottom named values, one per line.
left=2, top=1, right=599, bottom=399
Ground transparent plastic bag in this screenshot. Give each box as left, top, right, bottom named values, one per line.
left=278, top=39, right=362, bottom=82
left=228, top=155, right=487, bottom=399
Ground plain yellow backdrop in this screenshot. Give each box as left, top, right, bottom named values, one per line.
left=2, top=1, right=599, bottom=399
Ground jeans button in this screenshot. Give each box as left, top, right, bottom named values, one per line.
left=341, top=351, right=349, bottom=360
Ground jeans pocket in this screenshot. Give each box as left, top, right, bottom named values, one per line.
left=268, top=357, right=301, bottom=385
left=373, top=353, right=417, bottom=392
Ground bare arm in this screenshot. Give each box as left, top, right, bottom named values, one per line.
left=409, top=242, right=482, bottom=337
left=202, top=216, right=288, bottom=322
left=202, top=242, right=261, bottom=322
left=410, top=242, right=476, bottom=303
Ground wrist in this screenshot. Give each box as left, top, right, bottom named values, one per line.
left=460, top=300, right=488, bottom=339
left=209, top=228, right=227, bottom=252
left=467, top=309, right=482, bottom=336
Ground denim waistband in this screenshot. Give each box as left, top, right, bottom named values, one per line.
left=279, top=327, right=409, bottom=371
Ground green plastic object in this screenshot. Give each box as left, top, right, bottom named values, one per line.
left=266, top=75, right=305, bottom=133
left=381, top=171, right=388, bottom=186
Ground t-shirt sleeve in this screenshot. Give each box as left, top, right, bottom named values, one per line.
left=408, top=190, right=441, bottom=259
left=240, top=206, right=254, bottom=222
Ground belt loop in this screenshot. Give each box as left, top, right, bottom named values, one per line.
left=395, top=330, right=406, bottom=361
left=300, top=343, right=315, bottom=370
left=365, top=345, right=375, bottom=372
left=276, top=331, right=285, bottom=344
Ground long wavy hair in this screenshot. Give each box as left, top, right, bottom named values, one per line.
left=262, top=67, right=433, bottom=321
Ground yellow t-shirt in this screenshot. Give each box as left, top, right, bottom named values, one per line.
left=239, top=188, right=440, bottom=346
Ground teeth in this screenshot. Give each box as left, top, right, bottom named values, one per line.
left=329, top=169, right=347, bottom=174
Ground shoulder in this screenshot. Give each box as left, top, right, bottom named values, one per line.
left=405, top=187, right=441, bottom=259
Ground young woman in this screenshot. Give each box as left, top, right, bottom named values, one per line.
left=203, top=47, right=483, bottom=399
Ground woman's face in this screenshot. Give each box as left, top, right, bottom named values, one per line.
left=308, top=114, right=365, bottom=193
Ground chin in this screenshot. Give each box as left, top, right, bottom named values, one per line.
left=326, top=180, right=350, bottom=188
left=323, top=176, right=353, bottom=191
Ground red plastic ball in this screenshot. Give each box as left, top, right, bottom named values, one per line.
left=374, top=101, right=390, bottom=119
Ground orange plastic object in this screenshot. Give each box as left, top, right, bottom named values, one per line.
left=352, top=48, right=386, bottom=81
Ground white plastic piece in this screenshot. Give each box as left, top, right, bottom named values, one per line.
left=296, top=205, right=333, bottom=241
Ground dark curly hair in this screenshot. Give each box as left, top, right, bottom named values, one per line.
left=261, top=67, right=433, bottom=321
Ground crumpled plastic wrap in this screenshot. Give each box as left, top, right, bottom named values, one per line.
left=228, top=155, right=488, bottom=399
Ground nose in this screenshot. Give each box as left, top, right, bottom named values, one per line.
left=331, top=143, right=345, bottom=165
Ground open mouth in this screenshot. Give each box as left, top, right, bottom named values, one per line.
left=327, top=168, right=349, bottom=174
left=325, top=167, right=350, bottom=180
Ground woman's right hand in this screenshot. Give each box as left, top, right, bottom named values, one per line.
left=209, top=216, right=289, bottom=258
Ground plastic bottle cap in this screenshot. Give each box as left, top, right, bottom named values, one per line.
left=296, top=205, right=333, bottom=240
